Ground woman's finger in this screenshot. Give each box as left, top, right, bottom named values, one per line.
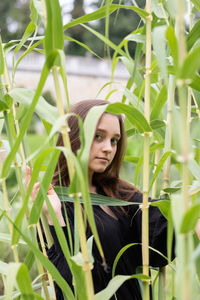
left=25, top=165, right=31, bottom=187
left=31, top=182, right=40, bottom=200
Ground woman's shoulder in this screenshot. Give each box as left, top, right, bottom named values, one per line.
left=117, top=178, right=143, bottom=202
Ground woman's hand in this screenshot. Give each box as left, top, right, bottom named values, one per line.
left=25, top=166, right=66, bottom=226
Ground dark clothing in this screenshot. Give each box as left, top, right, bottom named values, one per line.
left=47, top=191, right=172, bottom=300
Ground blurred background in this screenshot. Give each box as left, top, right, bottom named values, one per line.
left=1, top=0, right=145, bottom=106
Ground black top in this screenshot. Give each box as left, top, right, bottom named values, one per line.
left=47, top=190, right=173, bottom=300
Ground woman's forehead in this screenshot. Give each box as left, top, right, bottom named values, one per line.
left=96, top=113, right=121, bottom=135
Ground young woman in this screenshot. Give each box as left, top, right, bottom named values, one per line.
left=31, top=100, right=173, bottom=299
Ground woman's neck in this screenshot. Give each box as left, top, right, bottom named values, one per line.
left=89, top=185, right=97, bottom=194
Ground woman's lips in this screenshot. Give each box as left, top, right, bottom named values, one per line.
left=96, top=157, right=109, bottom=162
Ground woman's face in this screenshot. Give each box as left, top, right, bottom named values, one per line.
left=88, top=113, right=121, bottom=178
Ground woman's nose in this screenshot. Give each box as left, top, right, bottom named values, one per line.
left=102, top=140, right=112, bottom=152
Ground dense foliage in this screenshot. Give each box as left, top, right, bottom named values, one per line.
left=0, top=0, right=200, bottom=300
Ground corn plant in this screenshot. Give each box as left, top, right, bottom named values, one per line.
left=0, top=0, right=200, bottom=299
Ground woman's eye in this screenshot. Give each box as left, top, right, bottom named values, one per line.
left=111, top=138, right=119, bottom=145
left=95, top=134, right=102, bottom=141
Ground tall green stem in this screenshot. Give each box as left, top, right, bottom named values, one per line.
left=142, top=1, right=152, bottom=299
left=52, top=66, right=94, bottom=299
left=176, top=0, right=191, bottom=299
left=160, top=75, right=175, bottom=300
left=162, top=75, right=175, bottom=192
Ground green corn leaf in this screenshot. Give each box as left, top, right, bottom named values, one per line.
left=150, top=119, right=166, bottom=129
left=44, top=0, right=64, bottom=57
left=153, top=26, right=168, bottom=83
left=190, top=74, right=200, bottom=92
left=1, top=62, right=49, bottom=179
left=150, top=200, right=171, bottom=221
left=29, top=149, right=60, bottom=225
left=16, top=264, right=35, bottom=298
left=6, top=215, right=75, bottom=300
left=32, top=0, right=43, bottom=18
left=14, top=21, right=35, bottom=54
left=180, top=202, right=200, bottom=233
left=30, top=0, right=42, bottom=27
left=149, top=151, right=173, bottom=192
left=95, top=274, right=150, bottom=300
left=4, top=263, right=21, bottom=300
left=13, top=39, right=43, bottom=78
left=0, top=261, right=8, bottom=275
left=12, top=147, right=56, bottom=245
left=187, top=19, right=200, bottom=51
left=124, top=156, right=139, bottom=164
left=24, top=250, right=35, bottom=271
left=150, top=85, right=167, bottom=121
left=166, top=26, right=178, bottom=70
left=106, top=103, right=152, bottom=133
left=64, top=35, right=101, bottom=59
left=188, top=159, right=200, bottom=181
left=9, top=88, right=59, bottom=125
left=70, top=253, right=88, bottom=299
left=180, top=44, right=200, bottom=79
left=80, top=23, right=127, bottom=57
left=0, top=36, right=5, bottom=75
left=64, top=4, right=149, bottom=31
left=125, top=33, right=145, bottom=44
left=152, top=0, right=168, bottom=18
left=190, top=0, right=200, bottom=10
left=0, top=232, right=26, bottom=245
left=54, top=186, right=140, bottom=206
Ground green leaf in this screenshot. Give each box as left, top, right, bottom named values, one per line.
left=4, top=263, right=21, bottom=300
left=80, top=24, right=127, bottom=58
left=152, top=0, right=168, bottom=18
left=150, top=119, right=166, bottom=129
left=14, top=21, right=36, bottom=54
left=16, top=264, right=35, bottom=298
left=149, top=151, right=173, bottom=192
left=187, top=19, right=200, bottom=51
left=190, top=0, right=200, bottom=10
left=0, top=36, right=5, bottom=75
left=166, top=26, right=178, bottom=69
left=180, top=203, right=200, bottom=233
left=0, top=94, right=13, bottom=112
left=1, top=62, right=49, bottom=179
left=124, top=156, right=139, bottom=163
left=44, top=0, right=64, bottom=57
left=29, top=149, right=60, bottom=225
left=7, top=216, right=74, bottom=300
left=70, top=253, right=88, bottom=299
left=95, top=274, right=150, bottom=300
left=64, top=35, right=101, bottom=59
left=150, top=85, right=167, bottom=120
left=9, top=88, right=59, bottom=125
left=190, top=74, right=200, bottom=92
left=106, top=103, right=152, bottom=133
left=180, top=44, right=200, bottom=79
left=64, top=4, right=149, bottom=31
left=12, top=147, right=56, bottom=245
left=0, top=232, right=26, bottom=245
left=54, top=186, right=140, bottom=206
left=125, top=34, right=145, bottom=44
left=30, top=0, right=42, bottom=27
left=153, top=26, right=168, bottom=82
left=188, top=159, right=200, bottom=181
left=0, top=261, right=8, bottom=275
left=150, top=200, right=171, bottom=221
left=32, top=0, right=43, bottom=17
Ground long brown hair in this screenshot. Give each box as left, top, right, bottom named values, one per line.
left=52, top=99, right=140, bottom=203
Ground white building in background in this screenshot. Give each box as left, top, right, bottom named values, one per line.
left=7, top=52, right=129, bottom=106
